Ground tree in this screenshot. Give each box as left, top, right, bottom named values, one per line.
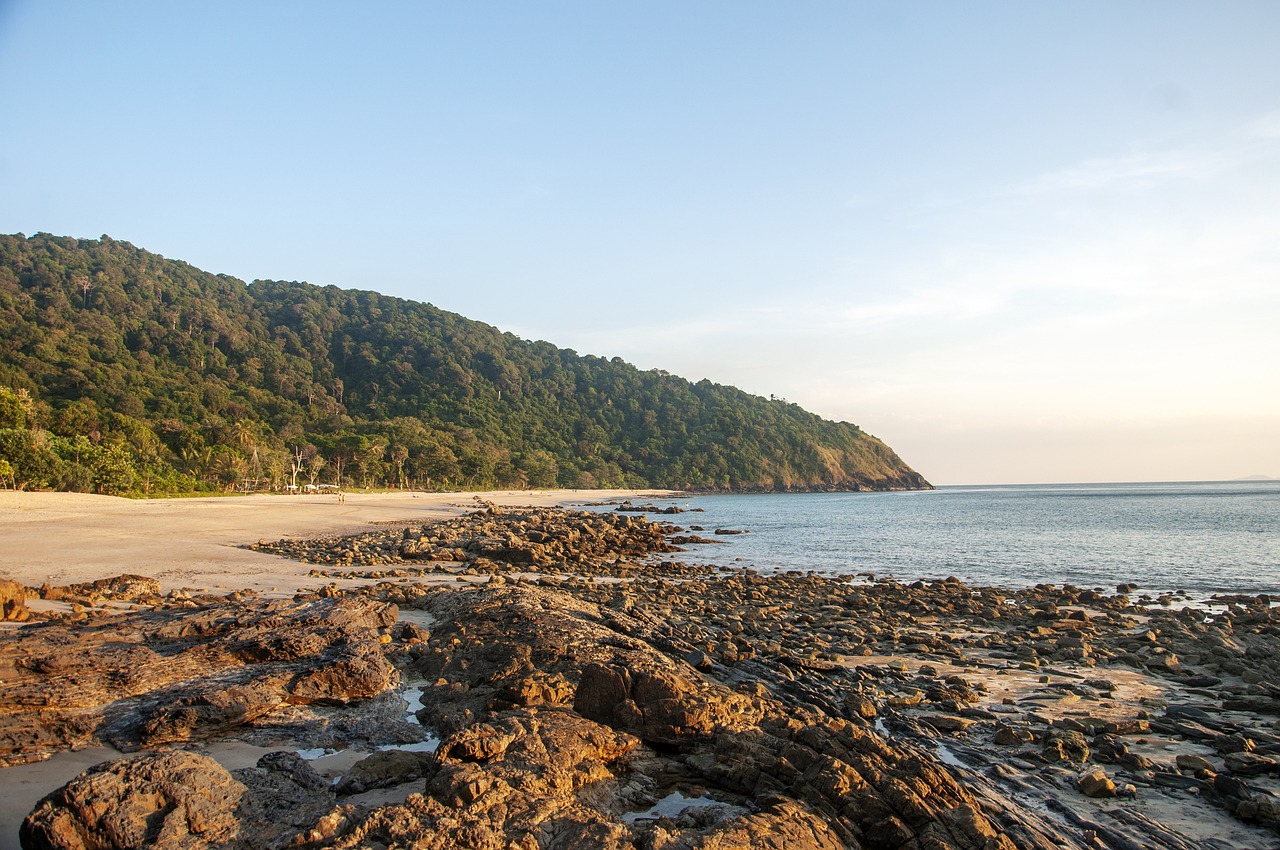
left=0, top=233, right=931, bottom=497
left=75, top=274, right=93, bottom=309
left=308, top=453, right=326, bottom=486
left=93, top=441, right=137, bottom=495
left=289, top=445, right=306, bottom=490
left=0, top=386, right=31, bottom=430
left=390, top=444, right=409, bottom=489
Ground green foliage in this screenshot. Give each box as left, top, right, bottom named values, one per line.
left=0, top=233, right=930, bottom=494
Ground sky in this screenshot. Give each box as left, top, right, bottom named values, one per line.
left=1, top=1, right=1277, bottom=485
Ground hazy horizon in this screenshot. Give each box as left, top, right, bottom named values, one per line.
left=934, top=476, right=1279, bottom=488
left=2, top=2, right=1277, bottom=486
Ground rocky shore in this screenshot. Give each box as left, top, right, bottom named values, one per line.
left=4, top=502, right=1280, bottom=848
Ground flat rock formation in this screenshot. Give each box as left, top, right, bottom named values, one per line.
left=0, top=595, right=396, bottom=767
left=6, top=504, right=1280, bottom=849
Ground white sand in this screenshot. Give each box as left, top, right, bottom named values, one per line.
left=0, top=488, right=674, bottom=594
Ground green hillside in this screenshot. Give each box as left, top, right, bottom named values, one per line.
left=0, top=233, right=930, bottom=495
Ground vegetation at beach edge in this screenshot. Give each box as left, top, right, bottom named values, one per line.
left=0, top=233, right=930, bottom=496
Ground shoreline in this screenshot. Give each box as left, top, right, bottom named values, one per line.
left=0, top=488, right=677, bottom=596
left=3, top=497, right=1280, bottom=848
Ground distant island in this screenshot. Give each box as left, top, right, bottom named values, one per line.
left=0, top=233, right=930, bottom=496
left=1236, top=475, right=1277, bottom=481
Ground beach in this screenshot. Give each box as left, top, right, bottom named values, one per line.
left=3, top=492, right=1280, bottom=849
left=0, top=489, right=674, bottom=596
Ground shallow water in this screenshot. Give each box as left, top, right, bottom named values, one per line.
left=615, top=481, right=1280, bottom=596
left=621, top=790, right=746, bottom=824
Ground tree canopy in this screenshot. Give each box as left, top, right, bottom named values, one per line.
left=0, top=233, right=930, bottom=495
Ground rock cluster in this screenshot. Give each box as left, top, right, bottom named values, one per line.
left=324, top=584, right=1049, bottom=850
left=253, top=504, right=708, bottom=579
left=11, top=504, right=1280, bottom=849
left=0, top=595, right=396, bottom=767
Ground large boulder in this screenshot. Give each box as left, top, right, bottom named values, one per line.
left=20, top=751, right=247, bottom=850
left=0, top=578, right=26, bottom=621
left=21, top=750, right=343, bottom=850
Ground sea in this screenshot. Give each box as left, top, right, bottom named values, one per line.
left=603, top=481, right=1280, bottom=600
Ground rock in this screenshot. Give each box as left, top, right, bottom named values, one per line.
left=1236, top=796, right=1280, bottom=828
left=575, top=662, right=759, bottom=745
left=685, top=648, right=714, bottom=671
left=0, top=596, right=398, bottom=763
left=993, top=725, right=1035, bottom=746
left=1042, top=730, right=1090, bottom=764
left=88, top=574, right=163, bottom=600
left=1077, top=766, right=1117, bottom=798
left=921, top=714, right=976, bottom=734
left=1223, top=752, right=1279, bottom=776
left=0, top=579, right=27, bottom=620
left=1104, top=718, right=1150, bottom=735
left=335, top=749, right=435, bottom=794
left=20, top=751, right=247, bottom=850
left=1176, top=753, right=1217, bottom=773
left=844, top=695, right=878, bottom=719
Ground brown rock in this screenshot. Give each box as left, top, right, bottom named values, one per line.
left=1224, top=752, right=1279, bottom=776
left=0, top=579, right=26, bottom=620
left=1077, top=767, right=1117, bottom=798
left=1042, top=730, right=1090, bottom=764
left=335, top=749, right=435, bottom=794
left=0, top=596, right=398, bottom=763
left=20, top=751, right=247, bottom=850
left=993, top=725, right=1035, bottom=746
left=921, top=715, right=976, bottom=734
left=1176, top=753, right=1216, bottom=773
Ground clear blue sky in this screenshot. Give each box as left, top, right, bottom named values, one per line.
left=2, top=1, right=1278, bottom=484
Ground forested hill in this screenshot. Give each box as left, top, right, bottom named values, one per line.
left=0, top=233, right=931, bottom=495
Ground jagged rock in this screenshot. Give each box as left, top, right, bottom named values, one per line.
left=20, top=751, right=248, bottom=850
left=1224, top=752, right=1279, bottom=776
left=0, top=579, right=27, bottom=621
left=575, top=662, right=760, bottom=746
left=0, top=596, right=397, bottom=764
left=1176, top=753, right=1217, bottom=773
left=1042, top=730, right=1090, bottom=764
left=1077, top=766, right=1117, bottom=798
left=676, top=798, right=845, bottom=849
left=921, top=714, right=975, bottom=734
left=335, top=750, right=436, bottom=794
left=993, top=725, right=1035, bottom=746
left=21, top=750, right=342, bottom=850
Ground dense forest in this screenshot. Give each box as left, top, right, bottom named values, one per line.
left=0, top=233, right=930, bottom=495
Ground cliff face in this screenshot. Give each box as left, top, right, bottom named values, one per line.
left=0, top=232, right=930, bottom=493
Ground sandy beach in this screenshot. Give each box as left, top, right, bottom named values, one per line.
left=0, top=488, right=673, bottom=596
left=4, top=490, right=1280, bottom=849
left=0, top=488, right=674, bottom=849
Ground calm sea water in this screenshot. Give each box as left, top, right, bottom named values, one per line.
left=616, top=482, right=1280, bottom=597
